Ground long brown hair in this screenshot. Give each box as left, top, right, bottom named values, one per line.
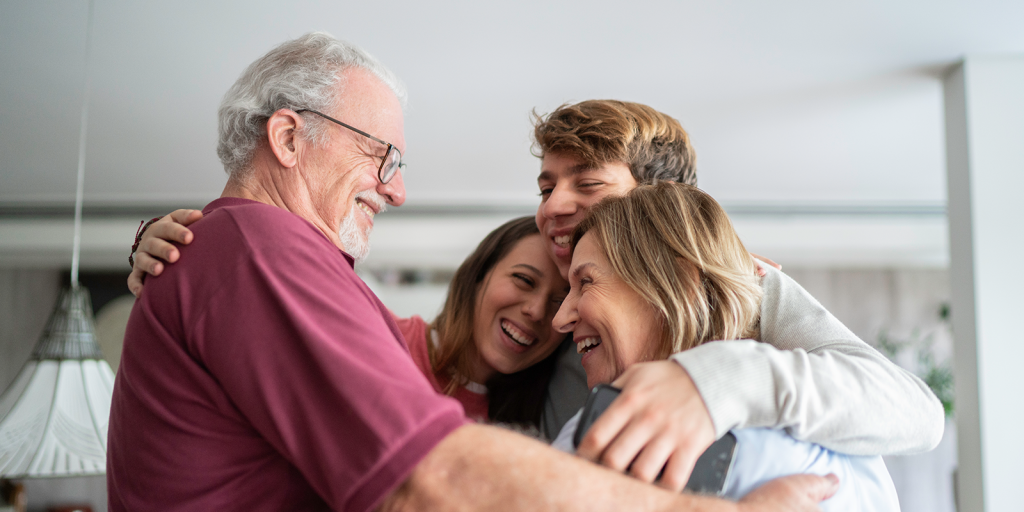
left=430, top=216, right=563, bottom=428
left=571, top=182, right=761, bottom=356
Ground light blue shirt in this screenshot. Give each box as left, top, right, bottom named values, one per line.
left=553, top=411, right=900, bottom=511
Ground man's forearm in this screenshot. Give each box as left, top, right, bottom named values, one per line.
left=378, top=424, right=737, bottom=512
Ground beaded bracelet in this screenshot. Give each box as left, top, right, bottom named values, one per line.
left=129, top=217, right=164, bottom=268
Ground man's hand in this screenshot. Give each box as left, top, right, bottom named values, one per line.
left=575, top=361, right=715, bottom=492
left=737, top=473, right=839, bottom=512
left=128, top=209, right=203, bottom=297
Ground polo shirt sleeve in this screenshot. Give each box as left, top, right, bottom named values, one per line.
left=189, top=219, right=467, bottom=512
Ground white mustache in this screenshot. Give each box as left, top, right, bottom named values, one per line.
left=355, top=190, right=387, bottom=214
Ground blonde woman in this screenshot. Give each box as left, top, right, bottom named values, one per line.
left=551, top=182, right=900, bottom=511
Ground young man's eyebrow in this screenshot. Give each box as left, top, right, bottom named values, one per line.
left=567, top=162, right=596, bottom=175
left=537, top=163, right=597, bottom=183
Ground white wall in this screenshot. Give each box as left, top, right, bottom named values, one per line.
left=944, top=56, right=1024, bottom=512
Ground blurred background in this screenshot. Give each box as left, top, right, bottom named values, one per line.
left=3, top=1, right=1022, bottom=510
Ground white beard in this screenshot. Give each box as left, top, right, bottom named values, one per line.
left=338, top=190, right=385, bottom=263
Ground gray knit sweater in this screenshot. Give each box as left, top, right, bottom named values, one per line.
left=671, top=265, right=945, bottom=455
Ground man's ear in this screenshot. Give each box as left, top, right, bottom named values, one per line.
left=266, top=109, right=303, bottom=168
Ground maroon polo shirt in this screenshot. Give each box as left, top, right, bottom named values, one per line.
left=107, top=198, right=467, bottom=512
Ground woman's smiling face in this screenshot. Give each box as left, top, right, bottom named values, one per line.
left=471, top=234, right=570, bottom=381
left=552, top=232, right=662, bottom=388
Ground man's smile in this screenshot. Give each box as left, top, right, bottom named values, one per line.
left=356, top=198, right=379, bottom=219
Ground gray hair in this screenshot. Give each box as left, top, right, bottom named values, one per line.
left=217, top=32, right=407, bottom=178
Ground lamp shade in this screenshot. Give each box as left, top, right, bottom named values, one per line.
left=0, top=284, right=116, bottom=478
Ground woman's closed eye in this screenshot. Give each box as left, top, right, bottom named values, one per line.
left=512, top=273, right=536, bottom=288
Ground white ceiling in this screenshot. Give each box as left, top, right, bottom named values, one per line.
left=2, top=0, right=1023, bottom=211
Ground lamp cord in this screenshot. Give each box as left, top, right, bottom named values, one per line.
left=70, top=0, right=96, bottom=286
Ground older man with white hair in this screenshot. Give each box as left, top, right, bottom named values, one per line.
left=107, top=33, right=837, bottom=511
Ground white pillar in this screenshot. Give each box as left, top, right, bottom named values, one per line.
left=943, top=57, right=1024, bottom=512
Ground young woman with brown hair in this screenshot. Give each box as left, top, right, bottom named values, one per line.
left=400, top=216, right=568, bottom=428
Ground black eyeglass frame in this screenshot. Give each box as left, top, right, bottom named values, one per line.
left=295, top=109, right=405, bottom=184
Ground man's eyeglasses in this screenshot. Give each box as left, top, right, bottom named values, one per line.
left=295, top=109, right=405, bottom=184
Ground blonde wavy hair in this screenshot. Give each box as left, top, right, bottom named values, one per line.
left=571, top=182, right=762, bottom=356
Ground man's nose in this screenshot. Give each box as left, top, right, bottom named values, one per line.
left=542, top=185, right=576, bottom=219
left=378, top=168, right=406, bottom=206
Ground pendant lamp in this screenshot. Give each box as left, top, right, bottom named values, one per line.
left=0, top=287, right=114, bottom=477
left=0, top=0, right=115, bottom=483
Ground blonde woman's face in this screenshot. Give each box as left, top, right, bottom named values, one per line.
left=471, top=234, right=570, bottom=381
left=552, top=233, right=661, bottom=388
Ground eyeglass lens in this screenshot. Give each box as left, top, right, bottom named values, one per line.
left=380, top=147, right=402, bottom=184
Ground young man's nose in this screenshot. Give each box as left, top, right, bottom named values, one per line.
left=542, top=184, right=577, bottom=219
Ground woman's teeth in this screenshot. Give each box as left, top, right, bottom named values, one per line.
left=501, top=320, right=536, bottom=347
left=554, top=235, right=570, bottom=248
left=576, top=337, right=601, bottom=354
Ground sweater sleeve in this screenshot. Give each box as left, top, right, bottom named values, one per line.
left=670, top=266, right=945, bottom=456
